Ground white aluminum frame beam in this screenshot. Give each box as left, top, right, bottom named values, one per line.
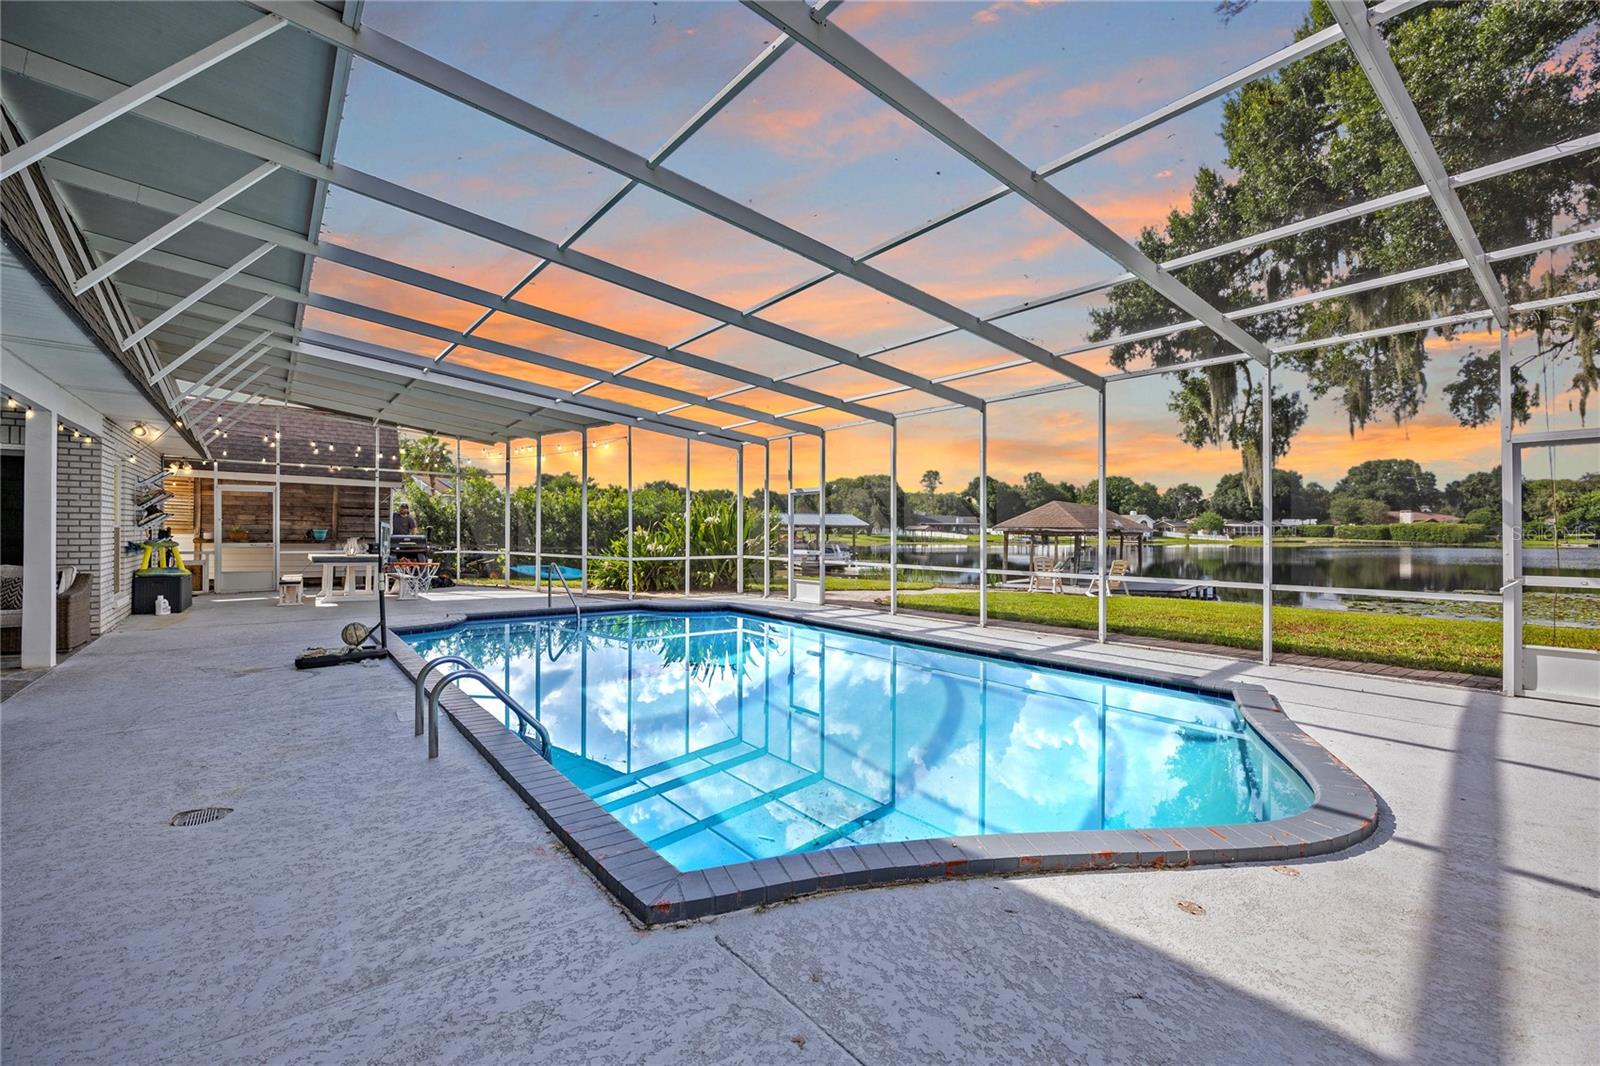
left=748, top=0, right=1272, bottom=368
left=1329, top=0, right=1510, bottom=327
left=301, top=295, right=821, bottom=437
left=254, top=1, right=1097, bottom=392
left=0, top=14, right=285, bottom=179
left=120, top=241, right=276, bottom=351
left=48, top=161, right=897, bottom=424
left=123, top=289, right=768, bottom=446
left=176, top=329, right=273, bottom=415
left=789, top=131, right=1600, bottom=370
left=626, top=0, right=1420, bottom=376
left=294, top=328, right=766, bottom=447
left=2, top=44, right=983, bottom=411
left=72, top=162, right=279, bottom=295
left=915, top=225, right=1600, bottom=386
left=149, top=294, right=275, bottom=384
left=428, top=1, right=840, bottom=368
left=316, top=242, right=892, bottom=425
left=98, top=238, right=824, bottom=436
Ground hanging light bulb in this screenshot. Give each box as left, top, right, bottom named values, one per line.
left=131, top=422, right=149, bottom=438
left=24, top=407, right=35, bottom=420
left=57, top=422, right=65, bottom=432
left=126, top=454, right=138, bottom=464
left=175, top=419, right=184, bottom=428
left=4, top=397, right=14, bottom=408
left=82, top=436, right=93, bottom=446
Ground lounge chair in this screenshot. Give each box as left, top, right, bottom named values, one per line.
left=1081, top=559, right=1131, bottom=596
left=1027, top=559, right=1067, bottom=593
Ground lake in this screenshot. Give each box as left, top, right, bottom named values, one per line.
left=852, top=541, right=1600, bottom=604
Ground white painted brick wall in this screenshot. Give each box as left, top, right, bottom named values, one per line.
left=96, top=419, right=163, bottom=635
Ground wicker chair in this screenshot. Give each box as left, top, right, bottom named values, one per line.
left=0, top=564, right=20, bottom=656
left=0, top=565, right=93, bottom=655
left=57, top=570, right=92, bottom=652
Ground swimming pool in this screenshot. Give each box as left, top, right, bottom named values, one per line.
left=404, top=608, right=1337, bottom=888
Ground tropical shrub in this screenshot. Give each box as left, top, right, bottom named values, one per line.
left=1335, top=524, right=1391, bottom=541
left=1388, top=522, right=1489, bottom=544
left=589, top=495, right=778, bottom=592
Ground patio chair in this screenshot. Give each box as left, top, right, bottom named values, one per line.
left=1027, top=558, right=1066, bottom=593
left=1081, top=559, right=1131, bottom=596
left=1, top=565, right=92, bottom=655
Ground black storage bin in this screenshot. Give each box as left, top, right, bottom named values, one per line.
left=132, top=572, right=192, bottom=615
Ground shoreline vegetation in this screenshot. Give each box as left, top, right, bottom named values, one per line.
left=453, top=573, right=1597, bottom=677
left=879, top=591, right=1600, bottom=678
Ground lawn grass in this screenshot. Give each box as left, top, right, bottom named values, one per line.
left=894, top=590, right=1600, bottom=676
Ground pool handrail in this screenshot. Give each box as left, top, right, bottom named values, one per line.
left=544, top=563, right=580, bottom=619
left=427, top=665, right=552, bottom=762
left=414, top=654, right=476, bottom=737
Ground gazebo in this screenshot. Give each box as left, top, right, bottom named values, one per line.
left=994, top=501, right=1148, bottom=575
left=781, top=512, right=871, bottom=551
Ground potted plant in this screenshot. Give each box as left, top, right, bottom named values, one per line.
left=225, top=526, right=250, bottom=543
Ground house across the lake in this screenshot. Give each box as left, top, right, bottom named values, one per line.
left=1389, top=510, right=1460, bottom=524
left=907, top=514, right=978, bottom=537
left=1223, top=518, right=1324, bottom=536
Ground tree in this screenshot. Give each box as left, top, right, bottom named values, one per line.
left=1208, top=473, right=1256, bottom=521
left=1190, top=510, right=1226, bottom=533
left=920, top=470, right=942, bottom=494
left=963, top=476, right=1026, bottom=525
left=1020, top=471, right=1073, bottom=510
left=1288, top=479, right=1332, bottom=522
left=1210, top=469, right=1311, bottom=520
left=1082, top=477, right=1159, bottom=516
left=1329, top=495, right=1391, bottom=525
left=1566, top=490, right=1600, bottom=532
left=1333, top=459, right=1441, bottom=510
left=1087, top=1, right=1598, bottom=481
left=1445, top=468, right=1502, bottom=517
left=1160, top=482, right=1206, bottom=521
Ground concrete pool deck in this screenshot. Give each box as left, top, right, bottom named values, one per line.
left=3, top=589, right=1596, bottom=1064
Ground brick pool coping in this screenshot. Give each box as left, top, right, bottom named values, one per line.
left=389, top=599, right=1380, bottom=925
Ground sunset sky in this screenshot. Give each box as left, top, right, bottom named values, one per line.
left=302, top=1, right=1594, bottom=494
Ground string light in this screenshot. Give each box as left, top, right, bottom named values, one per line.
left=23, top=407, right=34, bottom=420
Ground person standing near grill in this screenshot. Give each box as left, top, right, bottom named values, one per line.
left=392, top=503, right=417, bottom=536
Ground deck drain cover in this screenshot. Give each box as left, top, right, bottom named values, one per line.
left=170, top=807, right=233, bottom=827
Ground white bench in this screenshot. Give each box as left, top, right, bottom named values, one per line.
left=277, top=573, right=305, bottom=606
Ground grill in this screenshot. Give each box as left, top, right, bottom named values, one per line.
left=389, top=534, right=430, bottom=562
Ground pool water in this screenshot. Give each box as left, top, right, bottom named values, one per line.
left=406, top=611, right=1313, bottom=873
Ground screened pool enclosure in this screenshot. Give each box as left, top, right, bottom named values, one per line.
left=1, top=0, right=1595, bottom=698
